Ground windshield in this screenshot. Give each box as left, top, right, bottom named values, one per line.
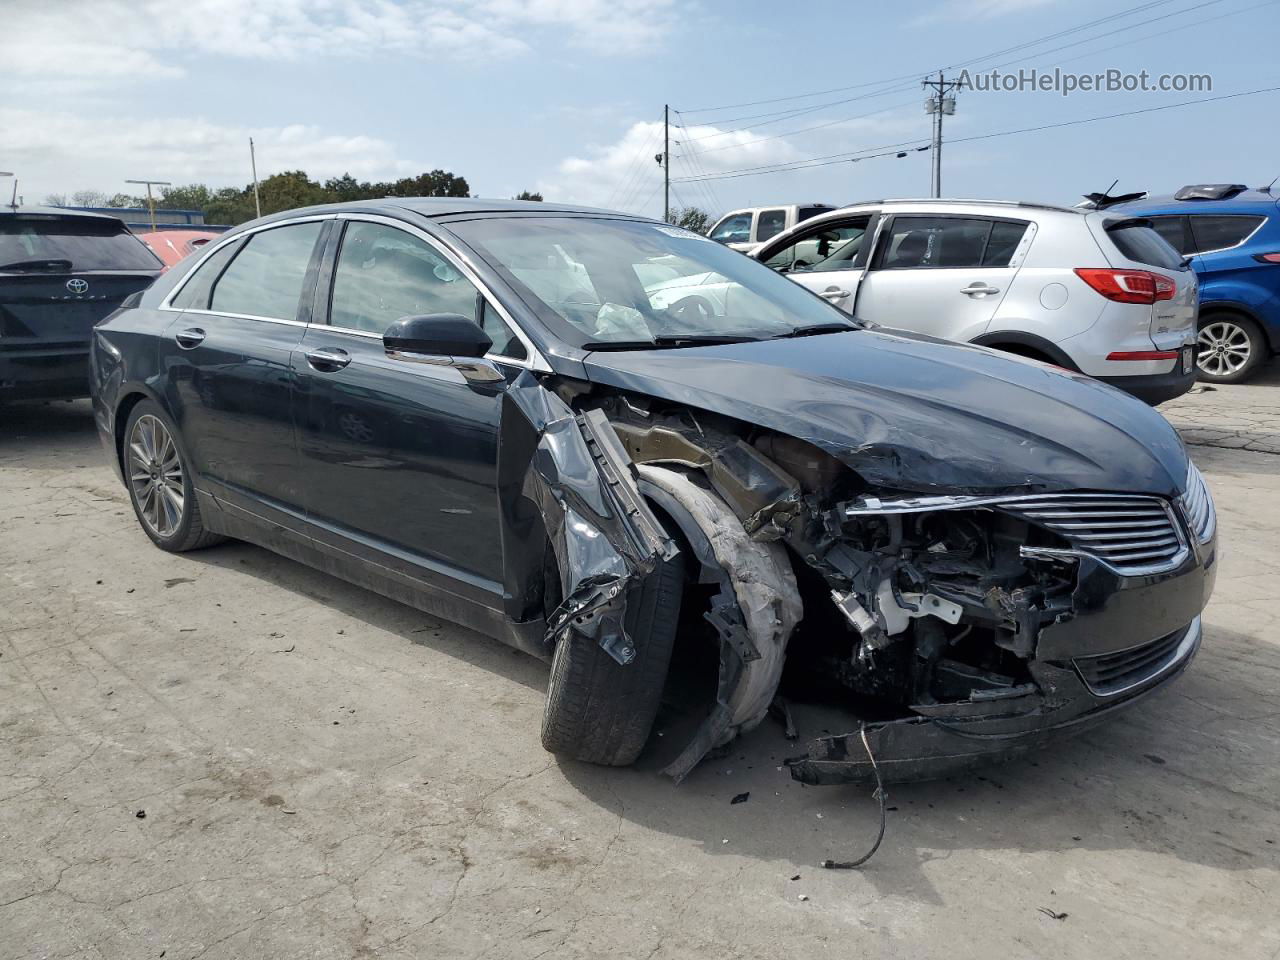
left=0, top=217, right=162, bottom=272
left=449, top=217, right=852, bottom=347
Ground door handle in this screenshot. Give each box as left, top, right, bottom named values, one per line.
left=961, top=283, right=1001, bottom=297
left=305, top=347, right=351, bottom=372
left=819, top=287, right=851, bottom=300
left=174, top=327, right=205, bottom=349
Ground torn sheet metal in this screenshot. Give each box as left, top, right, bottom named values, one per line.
left=637, top=465, right=802, bottom=781
left=610, top=416, right=803, bottom=539
left=498, top=373, right=675, bottom=663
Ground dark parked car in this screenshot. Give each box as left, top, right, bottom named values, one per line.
left=89, top=199, right=1218, bottom=784
left=1, top=206, right=163, bottom=401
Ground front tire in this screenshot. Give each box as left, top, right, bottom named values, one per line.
left=541, top=551, right=685, bottom=767
left=1197, top=313, right=1266, bottom=384
left=122, top=400, right=224, bottom=552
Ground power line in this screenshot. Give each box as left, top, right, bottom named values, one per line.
left=947, top=84, right=1280, bottom=147
left=671, top=85, right=1279, bottom=185
left=674, top=138, right=932, bottom=183
left=676, top=0, right=1181, bottom=114
left=692, top=98, right=922, bottom=155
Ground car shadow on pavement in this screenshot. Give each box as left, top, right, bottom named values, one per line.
left=554, top=620, right=1280, bottom=903
left=180, top=540, right=551, bottom=695
left=0, top=399, right=98, bottom=450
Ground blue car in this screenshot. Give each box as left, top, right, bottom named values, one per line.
left=1114, top=183, right=1280, bottom=383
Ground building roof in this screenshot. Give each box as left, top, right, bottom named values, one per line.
left=0, top=204, right=128, bottom=223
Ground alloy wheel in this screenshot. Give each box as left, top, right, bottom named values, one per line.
left=1197, top=320, right=1252, bottom=377
left=128, top=414, right=185, bottom=537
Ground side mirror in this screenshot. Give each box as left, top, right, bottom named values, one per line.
left=383, top=314, right=492, bottom=358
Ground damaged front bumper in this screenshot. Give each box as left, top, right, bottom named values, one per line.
left=793, top=616, right=1202, bottom=783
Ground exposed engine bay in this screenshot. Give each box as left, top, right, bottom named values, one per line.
left=521, top=374, right=1151, bottom=785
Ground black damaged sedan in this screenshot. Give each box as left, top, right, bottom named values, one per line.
left=89, top=199, right=1217, bottom=783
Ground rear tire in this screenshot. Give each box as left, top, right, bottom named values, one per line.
left=1196, top=313, right=1266, bottom=384
left=122, top=400, right=225, bottom=553
left=541, top=551, right=685, bottom=766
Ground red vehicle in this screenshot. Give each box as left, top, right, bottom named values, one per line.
left=136, top=230, right=220, bottom=268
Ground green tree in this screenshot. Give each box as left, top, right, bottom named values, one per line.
left=381, top=170, right=470, bottom=198
left=158, top=184, right=215, bottom=211
left=514, top=190, right=543, bottom=201
left=666, top=205, right=712, bottom=234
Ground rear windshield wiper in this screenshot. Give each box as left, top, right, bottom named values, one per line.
left=583, top=334, right=761, bottom=351
left=0, top=258, right=74, bottom=272
left=771, top=321, right=859, bottom=339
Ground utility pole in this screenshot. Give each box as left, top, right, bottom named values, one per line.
left=125, top=178, right=171, bottom=232
left=656, top=104, right=670, bottom=222
left=922, top=72, right=960, bottom=198
left=249, top=138, right=262, bottom=219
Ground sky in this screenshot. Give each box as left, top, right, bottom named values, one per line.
left=1, top=0, right=1276, bottom=220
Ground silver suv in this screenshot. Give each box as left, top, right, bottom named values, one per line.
left=752, top=199, right=1199, bottom=404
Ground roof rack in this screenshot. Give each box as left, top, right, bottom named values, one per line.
left=841, top=198, right=1081, bottom=214
left=1174, top=183, right=1248, bottom=201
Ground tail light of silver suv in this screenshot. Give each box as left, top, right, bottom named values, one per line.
left=1074, top=267, right=1176, bottom=304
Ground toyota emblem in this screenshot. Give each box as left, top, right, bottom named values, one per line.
left=66, top=278, right=89, bottom=295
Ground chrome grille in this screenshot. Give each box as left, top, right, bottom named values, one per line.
left=1001, top=494, right=1185, bottom=573
left=1179, top=461, right=1215, bottom=543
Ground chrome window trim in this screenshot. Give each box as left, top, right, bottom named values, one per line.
left=332, top=213, right=549, bottom=372
left=158, top=214, right=336, bottom=314
left=1185, top=214, right=1268, bottom=256
left=166, top=309, right=308, bottom=328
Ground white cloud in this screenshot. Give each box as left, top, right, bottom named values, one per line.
left=0, top=108, right=420, bottom=201
left=0, top=0, right=676, bottom=79
left=538, top=120, right=802, bottom=213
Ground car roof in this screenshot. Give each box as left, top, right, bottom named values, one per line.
left=228, top=197, right=656, bottom=232
left=0, top=204, right=130, bottom=224
left=1114, top=189, right=1280, bottom=215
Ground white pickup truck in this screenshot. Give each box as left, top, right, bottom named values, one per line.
left=707, top=203, right=835, bottom=252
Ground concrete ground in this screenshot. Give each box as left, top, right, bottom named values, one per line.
left=2, top=384, right=1278, bottom=960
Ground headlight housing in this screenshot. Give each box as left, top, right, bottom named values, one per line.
left=1178, top=460, right=1216, bottom=544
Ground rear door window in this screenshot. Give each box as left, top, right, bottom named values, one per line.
left=169, top=240, right=243, bottom=309
left=1187, top=215, right=1265, bottom=253
left=209, top=221, right=324, bottom=321
left=878, top=217, right=1013, bottom=269
left=797, top=205, right=832, bottom=223
left=981, top=220, right=1030, bottom=266
left=0, top=217, right=161, bottom=271
left=755, top=209, right=788, bottom=243
left=1105, top=219, right=1184, bottom=270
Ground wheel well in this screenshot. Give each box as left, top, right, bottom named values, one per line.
left=983, top=342, right=1057, bottom=364
left=1200, top=307, right=1260, bottom=330
left=112, top=392, right=148, bottom=471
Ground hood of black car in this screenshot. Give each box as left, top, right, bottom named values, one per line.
left=582, top=329, right=1189, bottom=496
